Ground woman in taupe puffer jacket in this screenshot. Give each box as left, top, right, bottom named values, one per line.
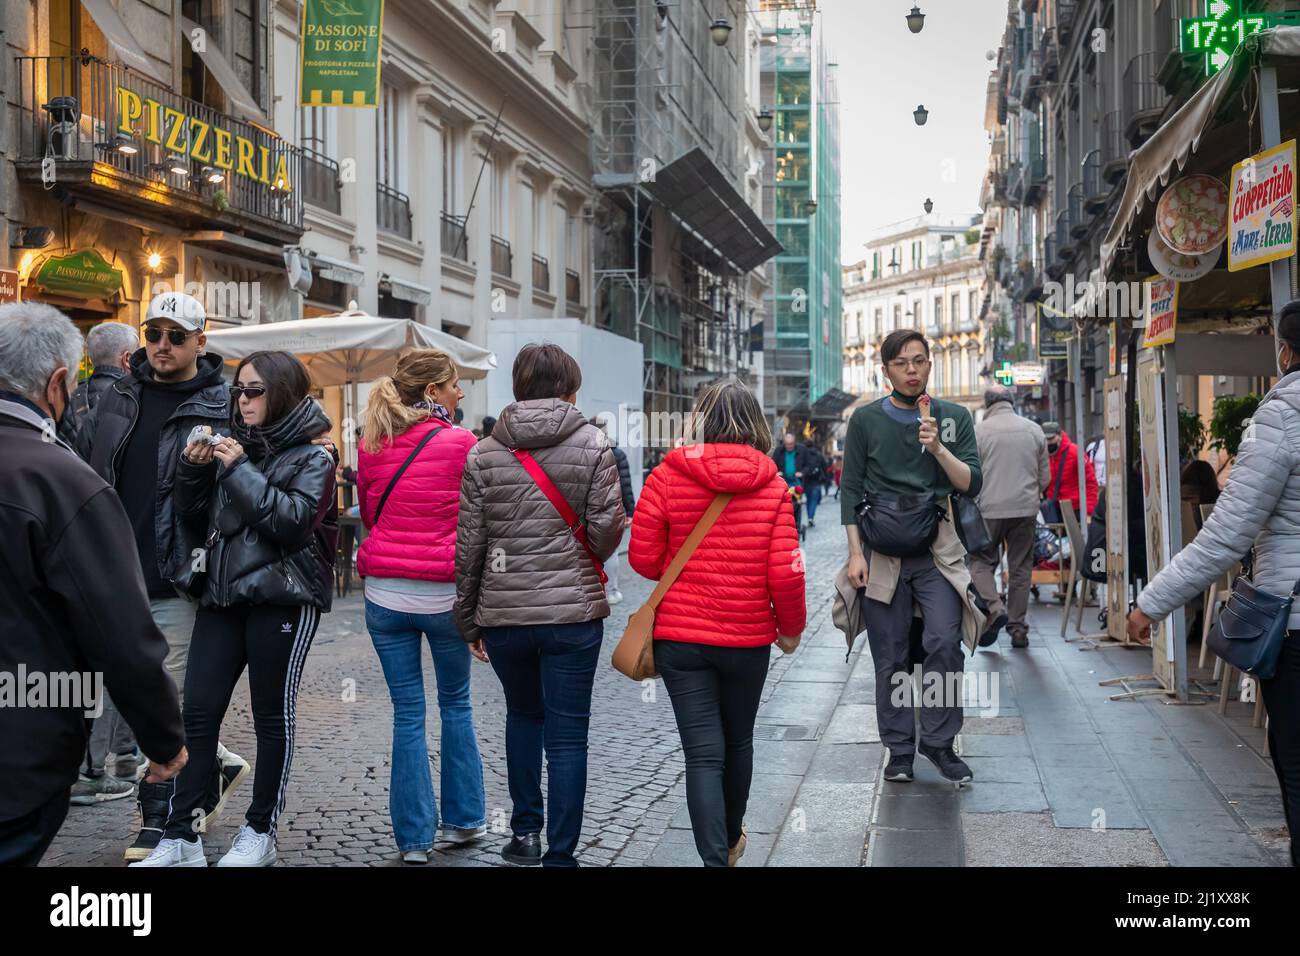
left=455, top=343, right=623, bottom=867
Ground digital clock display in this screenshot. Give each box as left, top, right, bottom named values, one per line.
left=1179, top=1, right=1300, bottom=76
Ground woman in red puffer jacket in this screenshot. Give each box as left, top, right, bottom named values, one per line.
left=629, top=379, right=806, bottom=868
left=356, top=348, right=485, bottom=863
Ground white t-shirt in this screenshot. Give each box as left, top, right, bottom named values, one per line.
left=364, top=576, right=456, bottom=615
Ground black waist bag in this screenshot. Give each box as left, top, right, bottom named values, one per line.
left=855, top=493, right=945, bottom=558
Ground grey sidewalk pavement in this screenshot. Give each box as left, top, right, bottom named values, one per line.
left=864, top=593, right=1292, bottom=867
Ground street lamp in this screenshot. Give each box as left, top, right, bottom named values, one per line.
left=710, top=18, right=732, bottom=46
left=757, top=107, right=774, bottom=133
left=923, top=197, right=934, bottom=214
left=913, top=104, right=929, bottom=126
left=906, top=5, right=926, bottom=34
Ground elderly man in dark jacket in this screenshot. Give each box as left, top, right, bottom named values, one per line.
left=0, top=302, right=186, bottom=865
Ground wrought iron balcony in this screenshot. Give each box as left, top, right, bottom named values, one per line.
left=1068, top=182, right=1088, bottom=239
left=301, top=146, right=340, bottom=216
left=441, top=212, right=468, bottom=261
left=14, top=54, right=302, bottom=240
left=1124, top=52, right=1169, bottom=147
left=490, top=235, right=513, bottom=278
left=1100, top=111, right=1128, bottom=184
left=377, top=182, right=412, bottom=239
left=532, top=253, right=550, bottom=291
left=1082, top=149, right=1108, bottom=214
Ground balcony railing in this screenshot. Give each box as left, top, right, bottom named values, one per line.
left=301, top=146, right=340, bottom=215
left=1058, top=0, right=1077, bottom=39
left=1100, top=110, right=1128, bottom=184
left=377, top=182, right=412, bottom=239
left=14, top=54, right=302, bottom=233
left=1082, top=149, right=1107, bottom=213
left=1068, top=182, right=1088, bottom=239
left=491, top=235, right=513, bottom=277
left=1043, top=232, right=1057, bottom=270
left=1020, top=49, right=1043, bottom=109
left=565, top=268, right=581, bottom=306
left=1055, top=208, right=1074, bottom=261
left=1124, top=52, right=1169, bottom=147
left=441, top=212, right=468, bottom=261
left=532, top=254, right=550, bottom=291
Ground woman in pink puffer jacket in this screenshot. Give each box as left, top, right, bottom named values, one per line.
left=357, top=348, right=485, bottom=864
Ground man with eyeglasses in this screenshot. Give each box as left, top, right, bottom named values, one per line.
left=75, top=290, right=249, bottom=861
left=840, top=329, right=985, bottom=787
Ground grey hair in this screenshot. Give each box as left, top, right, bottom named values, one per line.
left=0, top=302, right=85, bottom=402
left=86, top=321, right=138, bottom=368
left=983, top=385, right=1014, bottom=408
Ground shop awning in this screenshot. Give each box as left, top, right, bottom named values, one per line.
left=181, top=17, right=267, bottom=129
left=307, top=252, right=365, bottom=286
left=380, top=274, right=432, bottom=306
left=1101, top=27, right=1300, bottom=277
left=83, top=0, right=166, bottom=84
left=640, top=147, right=782, bottom=273
left=809, top=387, right=857, bottom=421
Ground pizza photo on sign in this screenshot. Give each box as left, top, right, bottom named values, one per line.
left=1157, top=174, right=1230, bottom=255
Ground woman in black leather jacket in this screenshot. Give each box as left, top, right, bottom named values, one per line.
left=132, top=350, right=337, bottom=869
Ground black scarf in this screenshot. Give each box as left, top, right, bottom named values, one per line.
left=231, top=396, right=329, bottom=462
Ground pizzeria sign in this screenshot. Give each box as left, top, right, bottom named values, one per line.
left=114, top=86, right=293, bottom=192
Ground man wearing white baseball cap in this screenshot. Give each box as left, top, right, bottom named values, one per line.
left=75, top=288, right=250, bottom=861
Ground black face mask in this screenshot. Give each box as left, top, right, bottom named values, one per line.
left=1047, top=442, right=1060, bottom=454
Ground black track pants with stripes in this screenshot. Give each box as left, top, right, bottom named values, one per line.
left=164, top=603, right=320, bottom=841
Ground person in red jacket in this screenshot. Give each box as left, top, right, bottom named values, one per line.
left=1042, top=422, right=1098, bottom=517
left=630, top=379, right=806, bottom=867
left=356, top=348, right=486, bottom=864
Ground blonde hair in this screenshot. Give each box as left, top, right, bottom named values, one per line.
left=685, top=378, right=772, bottom=452
left=362, top=348, right=456, bottom=454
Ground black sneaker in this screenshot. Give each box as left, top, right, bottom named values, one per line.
left=1010, top=629, right=1030, bottom=648
left=883, top=753, right=914, bottom=782
left=501, top=833, right=542, bottom=866
left=978, top=612, right=1009, bottom=647
left=124, top=778, right=173, bottom=862
left=919, top=743, right=973, bottom=784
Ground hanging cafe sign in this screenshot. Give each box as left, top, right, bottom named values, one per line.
left=114, top=87, right=293, bottom=191
left=1228, top=139, right=1296, bottom=272
left=300, top=0, right=385, bottom=108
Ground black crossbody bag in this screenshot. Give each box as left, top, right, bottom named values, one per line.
left=1040, top=452, right=1068, bottom=524
left=373, top=426, right=444, bottom=525
left=1207, top=551, right=1296, bottom=680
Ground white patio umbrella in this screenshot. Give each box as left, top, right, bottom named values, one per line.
left=204, top=307, right=497, bottom=463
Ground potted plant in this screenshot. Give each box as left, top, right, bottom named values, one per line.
left=1208, top=393, right=1261, bottom=460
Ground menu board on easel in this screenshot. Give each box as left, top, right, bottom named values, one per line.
left=1136, top=349, right=1175, bottom=691
left=1104, top=376, right=1129, bottom=643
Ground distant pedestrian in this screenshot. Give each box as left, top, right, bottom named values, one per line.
left=455, top=343, right=623, bottom=867
left=357, top=348, right=486, bottom=864
left=133, top=351, right=338, bottom=867
left=1041, top=421, right=1097, bottom=518
left=801, top=439, right=827, bottom=526
left=59, top=320, right=136, bottom=445
left=0, top=302, right=186, bottom=866
left=968, top=386, right=1049, bottom=648
left=630, top=379, right=806, bottom=866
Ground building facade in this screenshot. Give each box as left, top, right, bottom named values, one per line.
left=842, top=215, right=986, bottom=415
left=757, top=0, right=843, bottom=438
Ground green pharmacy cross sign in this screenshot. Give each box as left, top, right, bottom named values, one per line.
left=995, top=361, right=1015, bottom=386
left=1180, top=0, right=1300, bottom=76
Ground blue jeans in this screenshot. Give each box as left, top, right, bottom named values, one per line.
left=483, top=620, right=602, bottom=867
left=806, top=482, right=822, bottom=521
left=366, top=601, right=486, bottom=852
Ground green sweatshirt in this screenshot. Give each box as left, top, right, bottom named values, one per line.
left=839, top=396, right=983, bottom=526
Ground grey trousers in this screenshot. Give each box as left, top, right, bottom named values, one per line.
left=85, top=692, right=137, bottom=774
left=862, top=553, right=965, bottom=754
left=968, top=515, right=1037, bottom=639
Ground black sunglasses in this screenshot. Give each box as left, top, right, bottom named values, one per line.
left=143, top=326, right=194, bottom=346
left=229, top=385, right=267, bottom=400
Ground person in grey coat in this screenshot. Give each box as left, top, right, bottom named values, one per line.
left=1129, top=301, right=1300, bottom=867
left=969, top=386, right=1050, bottom=648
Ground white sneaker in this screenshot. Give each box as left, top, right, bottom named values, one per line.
left=437, top=824, right=487, bottom=846
left=128, top=836, right=207, bottom=867
left=607, top=589, right=624, bottom=606
left=217, top=825, right=277, bottom=867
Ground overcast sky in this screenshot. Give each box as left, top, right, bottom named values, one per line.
left=820, top=0, right=1011, bottom=263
